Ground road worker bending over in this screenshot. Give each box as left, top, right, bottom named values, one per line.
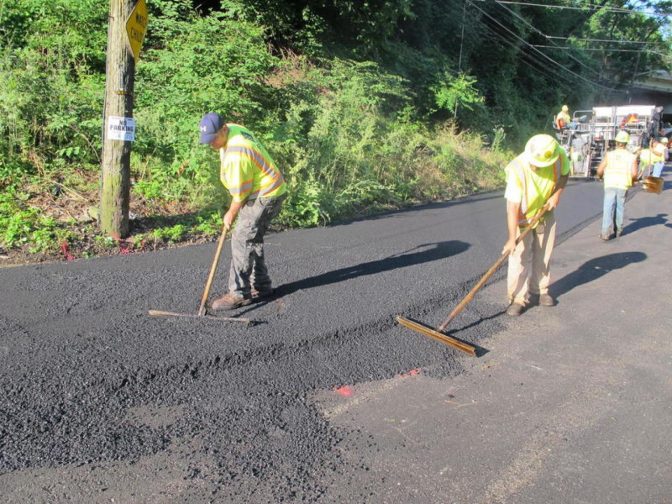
left=199, top=113, right=287, bottom=310
left=596, top=130, right=638, bottom=241
left=502, top=134, right=569, bottom=317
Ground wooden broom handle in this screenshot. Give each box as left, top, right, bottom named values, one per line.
left=197, top=222, right=229, bottom=316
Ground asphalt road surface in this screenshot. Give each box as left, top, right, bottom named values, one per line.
left=1, top=176, right=670, bottom=503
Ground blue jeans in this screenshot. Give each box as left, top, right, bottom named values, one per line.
left=652, top=162, right=665, bottom=177
left=602, top=187, right=626, bottom=236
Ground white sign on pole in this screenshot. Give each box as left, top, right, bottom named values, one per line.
left=107, top=116, right=136, bottom=141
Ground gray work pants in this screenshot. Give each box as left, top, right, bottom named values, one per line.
left=228, top=194, right=285, bottom=296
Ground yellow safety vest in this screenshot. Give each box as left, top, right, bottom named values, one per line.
left=219, top=124, right=286, bottom=203
left=603, top=149, right=636, bottom=190
left=639, top=149, right=663, bottom=168
left=505, top=149, right=569, bottom=225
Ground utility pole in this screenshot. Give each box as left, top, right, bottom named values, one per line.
left=100, top=0, right=147, bottom=239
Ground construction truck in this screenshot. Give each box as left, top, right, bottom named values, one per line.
left=555, top=105, right=663, bottom=178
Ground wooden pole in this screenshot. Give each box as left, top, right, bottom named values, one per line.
left=197, top=224, right=229, bottom=316
left=100, top=0, right=135, bottom=239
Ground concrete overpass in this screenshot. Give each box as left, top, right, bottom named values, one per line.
left=628, top=69, right=672, bottom=121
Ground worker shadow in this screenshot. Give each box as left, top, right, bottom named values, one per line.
left=236, top=240, right=471, bottom=316
left=549, top=251, right=647, bottom=301
left=621, top=213, right=668, bottom=236
left=277, top=240, right=470, bottom=295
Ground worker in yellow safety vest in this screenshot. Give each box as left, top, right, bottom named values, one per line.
left=199, top=113, right=287, bottom=310
left=637, top=141, right=665, bottom=178
left=596, top=130, right=638, bottom=241
left=502, top=134, right=570, bottom=316
left=554, top=105, right=571, bottom=130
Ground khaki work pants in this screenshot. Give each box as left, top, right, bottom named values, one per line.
left=507, top=211, right=556, bottom=304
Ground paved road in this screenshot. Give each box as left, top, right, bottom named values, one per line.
left=1, top=176, right=669, bottom=502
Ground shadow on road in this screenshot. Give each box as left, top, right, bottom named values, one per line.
left=550, top=251, right=647, bottom=300
left=622, top=213, right=668, bottom=236
left=276, top=240, right=471, bottom=296
left=235, top=240, right=471, bottom=317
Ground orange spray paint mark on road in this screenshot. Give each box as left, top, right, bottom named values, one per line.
left=400, top=368, right=421, bottom=378
left=335, top=385, right=354, bottom=397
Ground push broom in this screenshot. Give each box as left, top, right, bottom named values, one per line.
left=148, top=222, right=251, bottom=325
left=397, top=203, right=551, bottom=355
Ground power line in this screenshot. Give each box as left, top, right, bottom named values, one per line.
left=495, top=0, right=662, bottom=16
left=493, top=0, right=601, bottom=76
left=475, top=14, right=597, bottom=92
left=545, top=34, right=667, bottom=45
left=468, top=0, right=619, bottom=91
left=533, top=44, right=667, bottom=55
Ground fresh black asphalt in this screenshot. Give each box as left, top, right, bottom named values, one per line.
left=0, top=180, right=609, bottom=502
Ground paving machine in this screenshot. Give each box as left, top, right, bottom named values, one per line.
left=555, top=105, right=663, bottom=178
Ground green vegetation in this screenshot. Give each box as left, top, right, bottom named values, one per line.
left=0, top=0, right=670, bottom=260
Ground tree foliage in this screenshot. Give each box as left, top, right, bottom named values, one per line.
left=0, top=0, right=670, bottom=251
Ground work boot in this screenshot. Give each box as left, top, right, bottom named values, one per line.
left=506, top=302, right=525, bottom=317
left=538, top=293, right=556, bottom=307
left=599, top=233, right=610, bottom=241
left=251, top=287, right=274, bottom=301
left=211, top=292, right=252, bottom=311
left=615, top=229, right=623, bottom=238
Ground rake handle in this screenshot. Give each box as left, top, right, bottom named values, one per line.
left=197, top=222, right=229, bottom=316
left=148, top=310, right=250, bottom=324
left=436, top=205, right=549, bottom=332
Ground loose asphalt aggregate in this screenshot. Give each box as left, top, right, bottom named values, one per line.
left=1, top=175, right=669, bottom=502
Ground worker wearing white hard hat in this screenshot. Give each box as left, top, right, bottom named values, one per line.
left=502, top=134, right=570, bottom=316
left=554, top=105, right=571, bottom=130
left=651, top=141, right=666, bottom=177
left=659, top=137, right=669, bottom=163
left=596, top=130, right=638, bottom=241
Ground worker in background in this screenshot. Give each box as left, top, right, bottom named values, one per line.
left=661, top=137, right=669, bottom=162
left=652, top=139, right=667, bottom=176
left=502, top=134, right=569, bottom=316
left=596, top=130, right=638, bottom=241
left=639, top=140, right=666, bottom=178
left=199, top=113, right=287, bottom=310
left=554, top=105, right=571, bottom=130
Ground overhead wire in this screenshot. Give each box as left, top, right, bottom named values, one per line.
left=473, top=11, right=589, bottom=92
left=493, top=0, right=601, bottom=76
left=444, top=0, right=574, bottom=88
left=495, top=0, right=663, bottom=17
left=545, top=34, right=668, bottom=46
left=533, top=44, right=667, bottom=55
left=468, top=0, right=619, bottom=91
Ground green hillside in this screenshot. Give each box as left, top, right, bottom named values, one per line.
left=1, top=0, right=670, bottom=260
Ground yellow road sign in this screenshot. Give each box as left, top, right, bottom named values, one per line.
left=126, top=0, right=148, bottom=62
